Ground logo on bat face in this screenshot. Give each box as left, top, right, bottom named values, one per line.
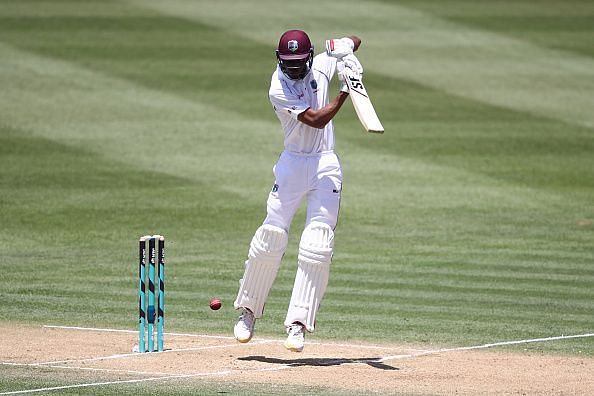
left=272, top=184, right=279, bottom=193
left=288, top=40, right=298, bottom=52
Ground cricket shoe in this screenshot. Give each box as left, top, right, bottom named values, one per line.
left=234, top=308, right=255, bottom=343
left=284, top=322, right=305, bottom=352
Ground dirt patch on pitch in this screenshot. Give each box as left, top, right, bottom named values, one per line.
left=1, top=324, right=593, bottom=395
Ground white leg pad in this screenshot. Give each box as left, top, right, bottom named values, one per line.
left=284, top=222, right=334, bottom=332
left=234, top=224, right=288, bottom=318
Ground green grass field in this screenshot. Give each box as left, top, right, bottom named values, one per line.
left=1, top=0, right=593, bottom=394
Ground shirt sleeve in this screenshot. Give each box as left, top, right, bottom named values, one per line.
left=312, top=53, right=338, bottom=82
left=269, top=76, right=310, bottom=120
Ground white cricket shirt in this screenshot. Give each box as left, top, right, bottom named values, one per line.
left=269, top=53, right=338, bottom=154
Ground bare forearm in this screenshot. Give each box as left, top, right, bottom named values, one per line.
left=316, top=91, right=350, bottom=127
left=297, top=35, right=361, bottom=129
left=298, top=92, right=349, bottom=129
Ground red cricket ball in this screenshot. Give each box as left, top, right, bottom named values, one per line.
left=209, top=298, right=222, bottom=311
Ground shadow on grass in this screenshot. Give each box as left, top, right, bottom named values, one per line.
left=238, top=355, right=399, bottom=371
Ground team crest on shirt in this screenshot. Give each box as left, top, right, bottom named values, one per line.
left=310, top=80, right=318, bottom=90
left=272, top=184, right=279, bottom=193
left=288, top=40, right=298, bottom=52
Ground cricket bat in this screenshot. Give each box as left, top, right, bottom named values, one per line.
left=344, top=68, right=384, bottom=134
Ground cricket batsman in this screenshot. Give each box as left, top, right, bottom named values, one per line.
left=233, top=30, right=362, bottom=352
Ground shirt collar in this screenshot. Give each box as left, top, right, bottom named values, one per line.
left=277, top=65, right=311, bottom=86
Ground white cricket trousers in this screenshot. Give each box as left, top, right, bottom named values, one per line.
left=264, top=150, right=342, bottom=231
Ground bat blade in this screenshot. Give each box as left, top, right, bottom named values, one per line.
left=344, top=69, right=384, bottom=134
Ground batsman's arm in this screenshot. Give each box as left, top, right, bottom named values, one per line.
left=298, top=35, right=361, bottom=129
left=298, top=92, right=349, bottom=129
left=350, top=36, right=362, bottom=52
left=326, top=35, right=361, bottom=57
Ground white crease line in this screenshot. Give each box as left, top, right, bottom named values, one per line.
left=0, top=370, right=233, bottom=395
left=35, top=340, right=274, bottom=366
left=43, top=324, right=417, bottom=352
left=2, top=360, right=293, bottom=377
left=250, top=365, right=292, bottom=373
left=1, top=359, right=293, bottom=395
left=43, top=325, right=594, bottom=365
left=378, top=332, right=594, bottom=362
left=43, top=325, right=236, bottom=340
left=1, top=362, right=171, bottom=376
left=5, top=332, right=592, bottom=394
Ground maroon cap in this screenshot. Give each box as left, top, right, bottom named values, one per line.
left=277, top=30, right=313, bottom=60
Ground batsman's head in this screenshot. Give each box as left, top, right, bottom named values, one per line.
left=276, top=30, right=314, bottom=80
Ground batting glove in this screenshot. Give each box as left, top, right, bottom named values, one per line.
left=342, top=54, right=363, bottom=76
left=337, top=61, right=349, bottom=93
left=326, top=37, right=355, bottom=59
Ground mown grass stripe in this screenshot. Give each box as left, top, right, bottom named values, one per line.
left=0, top=1, right=592, bottom=372
left=130, top=0, right=594, bottom=128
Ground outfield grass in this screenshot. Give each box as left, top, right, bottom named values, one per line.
left=1, top=0, right=593, bottom=393
left=0, top=366, right=356, bottom=396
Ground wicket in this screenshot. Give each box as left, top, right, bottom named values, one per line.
left=138, top=234, right=165, bottom=352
